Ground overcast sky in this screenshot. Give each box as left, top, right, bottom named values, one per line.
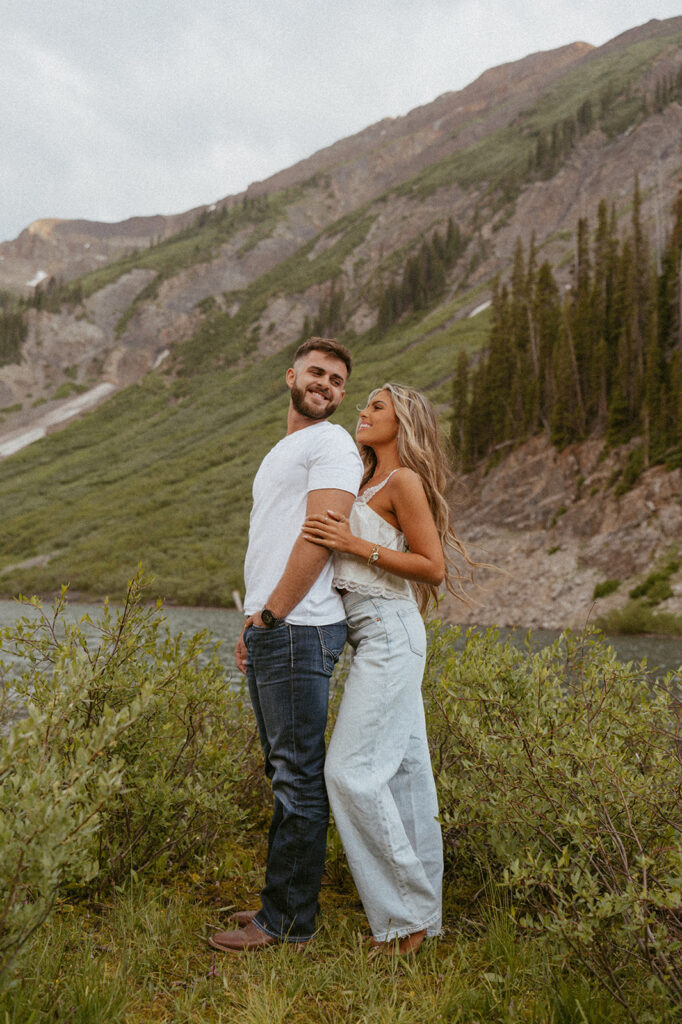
left=1, top=1, right=680, bottom=243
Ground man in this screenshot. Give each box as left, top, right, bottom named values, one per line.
left=209, top=337, right=363, bottom=952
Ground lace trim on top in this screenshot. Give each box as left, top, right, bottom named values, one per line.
left=332, top=470, right=414, bottom=602
left=355, top=468, right=401, bottom=506
left=332, top=576, right=412, bottom=600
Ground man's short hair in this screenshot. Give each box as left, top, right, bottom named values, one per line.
left=293, top=337, right=352, bottom=378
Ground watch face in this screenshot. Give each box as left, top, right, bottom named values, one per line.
left=261, top=608, right=277, bottom=626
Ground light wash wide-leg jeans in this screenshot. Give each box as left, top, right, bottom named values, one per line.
left=325, top=592, right=443, bottom=941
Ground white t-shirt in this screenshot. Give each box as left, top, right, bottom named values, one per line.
left=243, top=420, right=363, bottom=625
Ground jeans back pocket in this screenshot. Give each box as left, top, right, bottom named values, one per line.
left=396, top=606, right=426, bottom=657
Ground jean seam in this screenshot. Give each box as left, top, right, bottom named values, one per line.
left=371, top=612, right=415, bottom=911
left=285, top=623, right=302, bottom=918
left=381, top=907, right=441, bottom=941
left=314, top=625, right=328, bottom=675
left=317, top=622, right=347, bottom=676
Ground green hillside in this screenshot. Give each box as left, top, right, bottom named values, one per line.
left=0, top=301, right=488, bottom=604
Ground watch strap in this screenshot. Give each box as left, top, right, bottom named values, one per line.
left=261, top=607, right=284, bottom=628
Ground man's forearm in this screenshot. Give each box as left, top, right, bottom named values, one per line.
left=265, top=537, right=331, bottom=618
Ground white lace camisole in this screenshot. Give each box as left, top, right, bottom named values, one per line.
left=333, top=470, right=415, bottom=602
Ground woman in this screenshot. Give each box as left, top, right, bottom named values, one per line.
left=302, top=382, right=472, bottom=955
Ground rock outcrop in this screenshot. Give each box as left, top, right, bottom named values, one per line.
left=446, top=437, right=682, bottom=629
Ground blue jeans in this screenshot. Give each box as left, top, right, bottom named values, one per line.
left=245, top=620, right=347, bottom=942
left=325, top=593, right=443, bottom=941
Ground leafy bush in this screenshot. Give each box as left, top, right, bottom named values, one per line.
left=629, top=557, right=680, bottom=605
left=596, top=602, right=682, bottom=636
left=592, top=578, right=620, bottom=599
left=0, top=574, right=261, bottom=988
left=614, top=445, right=644, bottom=496
left=425, top=623, right=682, bottom=1013
left=0, top=639, right=150, bottom=986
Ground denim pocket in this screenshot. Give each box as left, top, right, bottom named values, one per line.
left=396, top=607, right=426, bottom=657
left=317, top=623, right=347, bottom=675
left=245, top=621, right=286, bottom=649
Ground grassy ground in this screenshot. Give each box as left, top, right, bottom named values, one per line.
left=2, top=838, right=649, bottom=1024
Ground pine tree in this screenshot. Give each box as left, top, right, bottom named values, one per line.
left=562, top=117, right=577, bottom=153
left=508, top=238, right=534, bottom=434
left=450, top=350, right=470, bottom=468
left=298, top=314, right=311, bottom=343
left=377, top=283, right=399, bottom=331
left=566, top=217, right=593, bottom=426
left=445, top=217, right=463, bottom=265
left=643, top=318, right=665, bottom=465
left=577, top=98, right=594, bottom=135
left=668, top=350, right=682, bottom=462
left=531, top=260, right=561, bottom=433
left=631, top=175, right=652, bottom=401
left=453, top=186, right=681, bottom=471
left=550, top=322, right=579, bottom=448
left=0, top=308, right=28, bottom=366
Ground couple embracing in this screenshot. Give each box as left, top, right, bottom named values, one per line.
left=209, top=336, right=468, bottom=956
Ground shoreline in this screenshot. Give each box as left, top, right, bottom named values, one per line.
left=1, top=590, right=681, bottom=644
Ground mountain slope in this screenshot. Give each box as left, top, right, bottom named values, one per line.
left=1, top=16, right=681, bottom=617
left=0, top=39, right=592, bottom=293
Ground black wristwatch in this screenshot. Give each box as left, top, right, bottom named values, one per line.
left=261, top=607, right=284, bottom=628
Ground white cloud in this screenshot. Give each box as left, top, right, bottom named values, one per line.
left=1, top=0, right=680, bottom=241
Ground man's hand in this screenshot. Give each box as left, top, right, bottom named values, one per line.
left=234, top=615, right=256, bottom=674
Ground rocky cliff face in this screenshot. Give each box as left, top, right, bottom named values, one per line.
left=0, top=211, right=203, bottom=293
left=446, top=437, right=682, bottom=629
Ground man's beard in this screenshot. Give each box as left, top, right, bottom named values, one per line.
left=290, top=382, right=339, bottom=420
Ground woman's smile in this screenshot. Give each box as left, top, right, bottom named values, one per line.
left=356, top=389, right=399, bottom=444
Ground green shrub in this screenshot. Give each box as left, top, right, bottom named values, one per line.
left=596, top=602, right=682, bottom=635
left=0, top=573, right=260, bottom=988
left=614, top=445, right=644, bottom=495
left=592, top=578, right=620, bottom=599
left=640, top=576, right=674, bottom=605
left=425, top=623, right=682, bottom=1013
left=53, top=381, right=88, bottom=400
left=630, top=557, right=680, bottom=605
left=0, top=630, right=150, bottom=987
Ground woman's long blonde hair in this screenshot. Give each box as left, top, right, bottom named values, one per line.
left=359, top=382, right=475, bottom=613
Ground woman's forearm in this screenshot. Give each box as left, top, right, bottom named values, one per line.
left=302, top=512, right=445, bottom=587
left=345, top=534, right=444, bottom=586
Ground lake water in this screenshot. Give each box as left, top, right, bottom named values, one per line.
left=0, top=600, right=246, bottom=689
left=0, top=599, right=679, bottom=681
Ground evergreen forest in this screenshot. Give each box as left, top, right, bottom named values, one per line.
left=0, top=292, right=27, bottom=367
left=451, top=183, right=682, bottom=476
